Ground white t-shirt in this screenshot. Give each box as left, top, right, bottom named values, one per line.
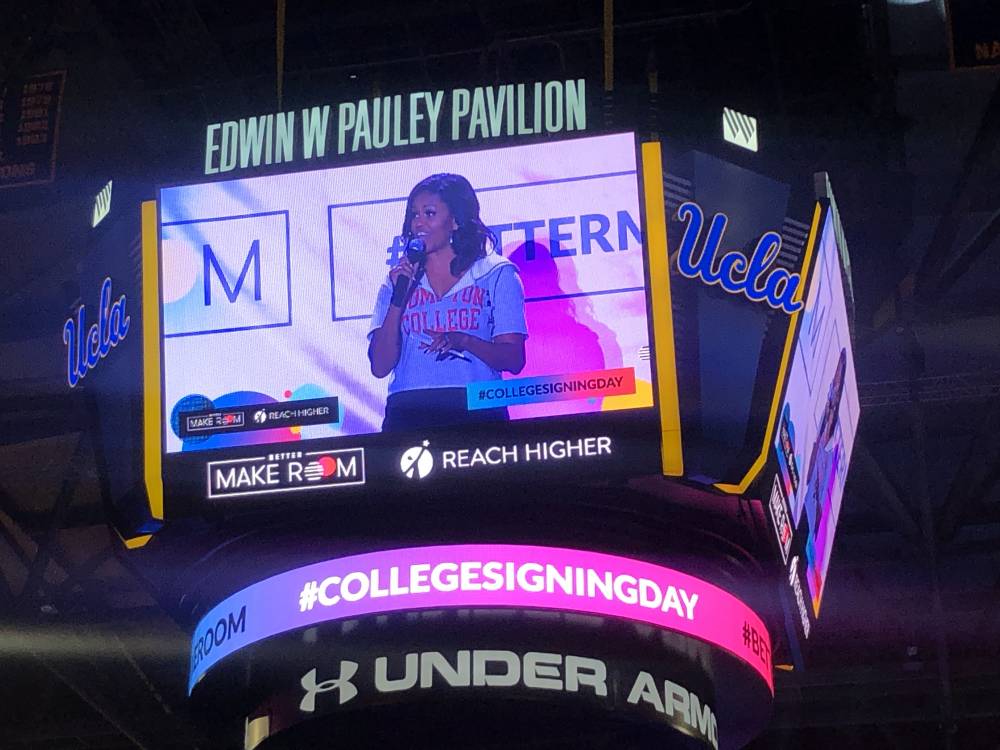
left=368, top=253, right=528, bottom=395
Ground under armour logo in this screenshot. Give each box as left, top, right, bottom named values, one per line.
left=299, top=662, right=359, bottom=712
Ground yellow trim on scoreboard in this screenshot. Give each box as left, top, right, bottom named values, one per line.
left=121, top=532, right=154, bottom=550
left=141, top=200, right=164, bottom=527
left=641, top=141, right=683, bottom=476
left=714, top=202, right=824, bottom=495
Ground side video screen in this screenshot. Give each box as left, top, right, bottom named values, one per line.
left=771, top=207, right=859, bottom=621
left=158, top=133, right=654, bottom=460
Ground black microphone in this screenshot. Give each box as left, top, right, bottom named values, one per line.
left=406, top=236, right=426, bottom=265
left=390, top=237, right=427, bottom=307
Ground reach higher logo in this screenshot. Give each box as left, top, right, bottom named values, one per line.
left=398, top=436, right=613, bottom=478
left=399, top=441, right=434, bottom=479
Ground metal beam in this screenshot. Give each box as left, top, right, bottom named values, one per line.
left=859, top=371, right=1000, bottom=408
left=16, top=433, right=87, bottom=612
left=910, top=397, right=955, bottom=749
left=852, top=441, right=923, bottom=546
left=23, top=619, right=204, bottom=750
left=914, top=79, right=1000, bottom=296
left=936, top=397, right=1000, bottom=546
left=865, top=78, right=1000, bottom=340
left=0, top=503, right=116, bottom=611
left=927, top=208, right=1000, bottom=303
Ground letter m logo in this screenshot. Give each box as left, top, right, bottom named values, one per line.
left=161, top=211, right=290, bottom=338
left=204, top=240, right=262, bottom=305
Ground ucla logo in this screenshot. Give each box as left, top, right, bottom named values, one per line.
left=675, top=201, right=802, bottom=314
left=62, top=277, right=130, bottom=388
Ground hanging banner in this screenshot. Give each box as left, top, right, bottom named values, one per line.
left=0, top=70, right=65, bottom=189
left=947, top=0, right=1000, bottom=70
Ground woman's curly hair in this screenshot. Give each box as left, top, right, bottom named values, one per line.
left=401, top=173, right=497, bottom=277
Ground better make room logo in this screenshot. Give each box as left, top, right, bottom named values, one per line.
left=206, top=447, right=365, bottom=498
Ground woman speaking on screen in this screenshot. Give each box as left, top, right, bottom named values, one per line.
left=368, top=173, right=528, bottom=432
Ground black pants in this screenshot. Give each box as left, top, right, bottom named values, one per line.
left=382, top=388, right=509, bottom=432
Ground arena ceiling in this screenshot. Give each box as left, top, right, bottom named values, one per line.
left=1, top=1, right=999, bottom=748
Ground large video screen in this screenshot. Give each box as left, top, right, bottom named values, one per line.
left=158, top=133, right=654, bottom=474
left=771, top=208, right=859, bottom=619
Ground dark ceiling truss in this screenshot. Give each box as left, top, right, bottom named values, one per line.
left=0, top=497, right=113, bottom=616
left=92, top=0, right=761, bottom=101
left=15, top=430, right=88, bottom=616
left=908, top=396, right=957, bottom=748
left=912, top=78, right=1000, bottom=305
left=859, top=370, right=1000, bottom=408
left=852, top=440, right=923, bottom=548
left=0, top=392, right=124, bottom=614
left=869, top=77, right=1000, bottom=336
left=0, top=391, right=204, bottom=750
left=855, top=365, right=1000, bottom=564
left=935, top=396, right=1000, bottom=547
left=0, top=0, right=58, bottom=90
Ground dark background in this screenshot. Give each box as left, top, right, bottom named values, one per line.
left=1, top=1, right=999, bottom=748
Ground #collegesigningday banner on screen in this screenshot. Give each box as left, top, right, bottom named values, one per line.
left=188, top=544, right=773, bottom=695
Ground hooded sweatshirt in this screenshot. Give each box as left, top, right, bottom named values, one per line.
left=368, top=252, right=528, bottom=394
